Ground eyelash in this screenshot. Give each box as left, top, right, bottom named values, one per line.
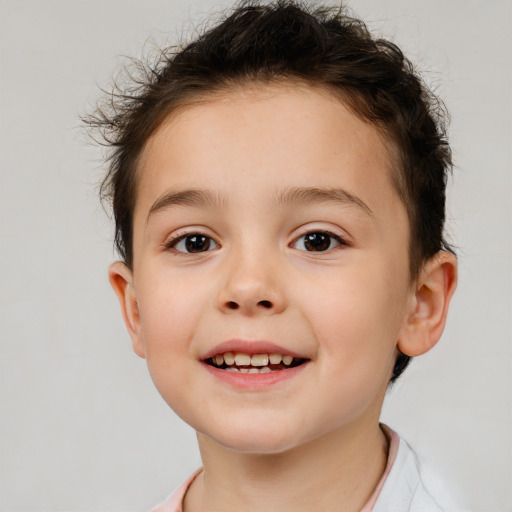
left=164, top=232, right=219, bottom=254
left=291, top=230, right=348, bottom=252
left=164, top=230, right=348, bottom=254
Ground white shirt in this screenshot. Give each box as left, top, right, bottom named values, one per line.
left=371, top=426, right=453, bottom=511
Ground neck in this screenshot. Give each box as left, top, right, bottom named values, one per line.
left=184, top=420, right=389, bottom=512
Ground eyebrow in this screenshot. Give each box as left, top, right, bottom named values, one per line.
left=146, top=185, right=374, bottom=222
left=272, top=186, right=374, bottom=219
left=147, top=188, right=228, bottom=223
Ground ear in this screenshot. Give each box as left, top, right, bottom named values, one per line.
left=108, top=261, right=145, bottom=359
left=397, top=251, right=458, bottom=357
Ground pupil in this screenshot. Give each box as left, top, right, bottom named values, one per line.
left=185, top=235, right=210, bottom=252
left=304, top=233, right=330, bottom=251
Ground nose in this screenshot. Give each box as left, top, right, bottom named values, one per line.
left=216, top=250, right=286, bottom=316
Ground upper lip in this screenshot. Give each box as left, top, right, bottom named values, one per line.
left=200, top=339, right=308, bottom=360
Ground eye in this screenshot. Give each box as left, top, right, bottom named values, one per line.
left=167, top=233, right=219, bottom=253
left=292, top=231, right=344, bottom=252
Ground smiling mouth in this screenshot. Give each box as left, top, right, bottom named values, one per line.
left=205, top=352, right=307, bottom=373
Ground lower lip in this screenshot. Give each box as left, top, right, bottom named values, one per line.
left=202, top=361, right=308, bottom=390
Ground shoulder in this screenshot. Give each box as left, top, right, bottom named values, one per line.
left=150, top=469, right=202, bottom=512
left=373, top=426, right=456, bottom=512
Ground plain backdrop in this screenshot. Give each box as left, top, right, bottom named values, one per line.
left=0, top=1, right=510, bottom=511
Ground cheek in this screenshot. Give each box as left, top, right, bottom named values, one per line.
left=134, top=276, right=205, bottom=419
left=136, top=269, right=210, bottom=360
left=302, top=263, right=408, bottom=374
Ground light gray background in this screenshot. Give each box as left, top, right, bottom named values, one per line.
left=0, top=1, right=510, bottom=511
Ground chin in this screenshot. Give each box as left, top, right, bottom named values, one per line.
left=201, top=422, right=303, bottom=455
left=219, top=438, right=298, bottom=455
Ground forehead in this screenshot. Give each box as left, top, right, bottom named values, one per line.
left=136, top=83, right=398, bottom=211
left=132, top=83, right=411, bottom=275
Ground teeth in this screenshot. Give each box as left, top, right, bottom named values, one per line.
left=210, top=351, right=302, bottom=370
left=251, top=354, right=269, bottom=366
left=222, top=366, right=276, bottom=374
left=224, top=352, right=235, bottom=365
left=282, top=355, right=293, bottom=365
left=234, top=353, right=251, bottom=366
left=269, top=353, right=282, bottom=364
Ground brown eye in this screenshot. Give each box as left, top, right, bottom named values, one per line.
left=171, top=234, right=219, bottom=253
left=293, top=232, right=342, bottom=252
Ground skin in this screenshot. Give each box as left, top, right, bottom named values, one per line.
left=109, top=83, right=457, bottom=512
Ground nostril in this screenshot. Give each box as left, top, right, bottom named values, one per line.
left=227, top=301, right=239, bottom=310
left=258, top=300, right=272, bottom=309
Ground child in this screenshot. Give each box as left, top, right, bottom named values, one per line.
left=90, top=1, right=458, bottom=510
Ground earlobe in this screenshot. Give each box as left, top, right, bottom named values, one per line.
left=397, top=251, right=458, bottom=357
left=108, top=261, right=146, bottom=359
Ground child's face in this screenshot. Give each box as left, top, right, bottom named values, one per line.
left=117, top=84, right=418, bottom=454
